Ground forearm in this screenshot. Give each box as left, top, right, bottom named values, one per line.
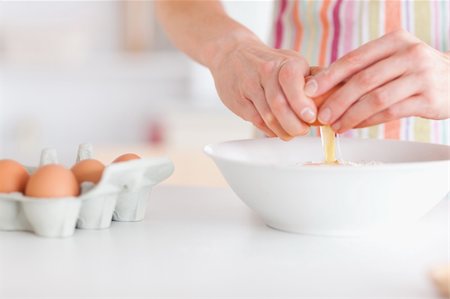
left=155, top=0, right=261, bottom=69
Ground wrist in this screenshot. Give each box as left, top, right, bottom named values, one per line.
left=203, top=26, right=263, bottom=71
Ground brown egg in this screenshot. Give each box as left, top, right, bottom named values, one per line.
left=306, top=67, right=344, bottom=126
left=0, top=160, right=29, bottom=193
left=112, top=153, right=141, bottom=163
left=310, top=84, right=344, bottom=126
left=71, top=159, right=105, bottom=184
left=25, top=164, right=80, bottom=198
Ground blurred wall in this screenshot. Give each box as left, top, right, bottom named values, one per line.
left=0, top=1, right=274, bottom=165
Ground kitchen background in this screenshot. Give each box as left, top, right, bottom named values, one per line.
left=0, top=1, right=274, bottom=186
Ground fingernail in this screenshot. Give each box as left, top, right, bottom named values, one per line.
left=318, top=107, right=332, bottom=124
left=301, top=107, right=316, bottom=124
left=304, top=79, right=318, bottom=97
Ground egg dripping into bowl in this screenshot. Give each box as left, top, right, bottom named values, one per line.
left=311, top=87, right=343, bottom=164
left=306, top=70, right=344, bottom=165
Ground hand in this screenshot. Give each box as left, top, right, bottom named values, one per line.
left=209, top=39, right=317, bottom=140
left=304, top=29, right=450, bottom=133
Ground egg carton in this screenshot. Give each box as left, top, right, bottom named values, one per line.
left=0, top=144, right=174, bottom=238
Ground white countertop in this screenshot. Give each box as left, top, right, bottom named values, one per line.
left=0, top=186, right=448, bottom=298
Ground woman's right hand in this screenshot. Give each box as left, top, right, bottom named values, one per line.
left=208, top=38, right=317, bottom=140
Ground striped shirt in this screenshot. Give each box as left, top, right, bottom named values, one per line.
left=272, top=0, right=449, bottom=144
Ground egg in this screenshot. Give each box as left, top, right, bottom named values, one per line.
left=0, top=160, right=29, bottom=193
left=113, top=153, right=141, bottom=163
left=305, top=69, right=344, bottom=164
left=310, top=84, right=344, bottom=126
left=309, top=83, right=343, bottom=163
left=25, top=164, right=80, bottom=198
left=71, top=159, right=105, bottom=184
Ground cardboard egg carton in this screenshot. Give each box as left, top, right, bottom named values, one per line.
left=0, top=144, right=174, bottom=238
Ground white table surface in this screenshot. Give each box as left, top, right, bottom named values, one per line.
left=0, top=186, right=448, bottom=298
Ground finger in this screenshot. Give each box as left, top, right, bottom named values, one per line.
left=250, top=112, right=277, bottom=137
left=233, top=96, right=277, bottom=137
left=259, top=60, right=310, bottom=137
left=278, top=60, right=317, bottom=124
left=309, top=66, right=324, bottom=76
left=305, top=29, right=417, bottom=98
left=239, top=77, right=292, bottom=139
left=317, top=53, right=410, bottom=125
left=355, top=95, right=426, bottom=128
left=331, top=75, right=420, bottom=133
left=263, top=74, right=310, bottom=137
left=248, top=92, right=291, bottom=139
left=257, top=124, right=277, bottom=138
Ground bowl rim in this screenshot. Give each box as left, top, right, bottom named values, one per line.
left=204, top=137, right=450, bottom=171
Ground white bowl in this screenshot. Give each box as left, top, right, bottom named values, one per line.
left=205, top=137, right=450, bottom=236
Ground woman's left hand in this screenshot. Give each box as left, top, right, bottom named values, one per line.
left=304, top=29, right=450, bottom=133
